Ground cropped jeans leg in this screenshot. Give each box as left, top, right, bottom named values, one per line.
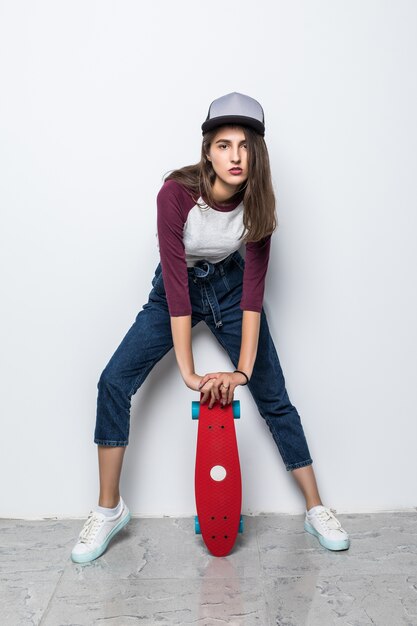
left=94, top=283, right=201, bottom=446
left=202, top=283, right=313, bottom=471
left=94, top=295, right=173, bottom=446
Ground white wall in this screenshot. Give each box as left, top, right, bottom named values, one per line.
left=1, top=0, right=416, bottom=518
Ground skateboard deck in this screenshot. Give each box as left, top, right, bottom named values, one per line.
left=192, top=394, right=243, bottom=557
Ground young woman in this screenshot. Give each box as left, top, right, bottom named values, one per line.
left=71, top=92, right=350, bottom=564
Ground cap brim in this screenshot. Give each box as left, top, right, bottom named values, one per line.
left=201, top=115, right=265, bottom=136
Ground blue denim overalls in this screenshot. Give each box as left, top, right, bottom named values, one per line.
left=94, top=249, right=313, bottom=471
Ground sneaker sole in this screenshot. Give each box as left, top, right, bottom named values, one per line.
left=304, top=519, right=350, bottom=551
left=71, top=510, right=131, bottom=564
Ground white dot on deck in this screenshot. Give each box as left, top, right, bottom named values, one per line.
left=210, top=465, right=227, bottom=481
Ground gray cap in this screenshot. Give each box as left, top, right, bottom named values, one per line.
left=202, top=91, right=265, bottom=136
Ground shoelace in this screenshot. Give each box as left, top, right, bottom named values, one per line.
left=316, top=507, right=342, bottom=531
left=78, top=511, right=105, bottom=545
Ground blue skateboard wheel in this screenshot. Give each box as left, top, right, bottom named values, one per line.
left=232, top=400, right=240, bottom=419
left=239, top=515, right=244, bottom=533
left=195, top=515, right=201, bottom=534
left=192, top=401, right=200, bottom=420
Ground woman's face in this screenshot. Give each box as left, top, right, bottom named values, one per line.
left=206, top=126, right=248, bottom=192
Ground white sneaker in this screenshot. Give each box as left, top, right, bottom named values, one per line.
left=71, top=497, right=131, bottom=563
left=304, top=505, right=350, bottom=551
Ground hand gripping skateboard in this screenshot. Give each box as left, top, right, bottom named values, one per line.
left=192, top=394, right=244, bottom=557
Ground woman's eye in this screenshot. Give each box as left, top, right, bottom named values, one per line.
left=218, top=143, right=246, bottom=149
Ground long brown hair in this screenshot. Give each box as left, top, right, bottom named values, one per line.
left=162, top=124, right=278, bottom=244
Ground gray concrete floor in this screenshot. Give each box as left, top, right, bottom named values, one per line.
left=1, top=511, right=417, bottom=625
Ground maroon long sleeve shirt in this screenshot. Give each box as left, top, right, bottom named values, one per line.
left=156, top=179, right=271, bottom=317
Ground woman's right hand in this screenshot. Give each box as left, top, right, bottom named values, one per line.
left=184, top=372, right=221, bottom=404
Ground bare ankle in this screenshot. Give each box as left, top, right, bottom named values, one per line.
left=306, top=499, right=323, bottom=511
left=98, top=495, right=120, bottom=508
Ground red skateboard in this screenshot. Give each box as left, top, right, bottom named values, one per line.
left=192, top=394, right=244, bottom=557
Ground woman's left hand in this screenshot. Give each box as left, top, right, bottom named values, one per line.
left=198, top=371, right=241, bottom=408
